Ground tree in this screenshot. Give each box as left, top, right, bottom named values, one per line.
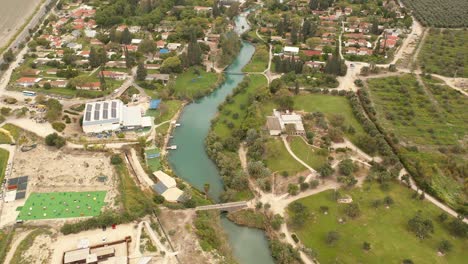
left=89, top=46, right=106, bottom=68
left=269, top=79, right=284, bottom=94
left=161, top=56, right=182, bottom=73
left=288, top=184, right=299, bottom=195
left=186, top=32, right=203, bottom=66
left=153, top=194, right=165, bottom=204
left=121, top=28, right=132, bottom=44
left=408, top=213, right=434, bottom=239
left=271, top=214, right=284, bottom=230
left=203, top=183, right=210, bottom=198
left=110, top=154, right=123, bottom=165
left=338, top=159, right=357, bottom=176
left=319, top=163, right=334, bottom=178
left=3, top=49, right=15, bottom=63
left=438, top=213, right=448, bottom=222
left=138, top=39, right=157, bottom=54
left=325, top=231, right=340, bottom=245
left=289, top=202, right=310, bottom=228
left=136, top=62, right=147, bottom=81
left=45, top=133, right=66, bottom=148
left=345, top=203, right=361, bottom=218
left=438, top=240, right=452, bottom=254
left=448, top=218, right=468, bottom=238
left=363, top=241, right=371, bottom=251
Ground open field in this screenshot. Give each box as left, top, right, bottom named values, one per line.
left=213, top=74, right=268, bottom=139
left=288, top=136, right=328, bottom=170
left=366, top=74, right=467, bottom=210
left=145, top=99, right=183, bottom=124
left=243, top=45, right=269, bottom=72
left=264, top=137, right=305, bottom=176
left=293, top=94, right=366, bottom=144
left=401, top=0, right=468, bottom=28
left=145, top=148, right=161, bottom=172
left=289, top=182, right=468, bottom=264
left=419, top=29, right=468, bottom=78
left=17, top=191, right=106, bottom=220
left=173, top=67, right=221, bottom=99
left=0, top=0, right=42, bottom=49
left=0, top=149, right=10, bottom=184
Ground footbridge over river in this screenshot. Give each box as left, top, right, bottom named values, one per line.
left=195, top=201, right=249, bottom=212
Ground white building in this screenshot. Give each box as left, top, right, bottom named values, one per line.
left=82, top=100, right=153, bottom=134
left=283, top=46, right=299, bottom=55
left=152, top=171, right=184, bottom=202
left=266, top=109, right=305, bottom=136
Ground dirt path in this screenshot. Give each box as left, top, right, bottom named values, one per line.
left=3, top=229, right=33, bottom=264
left=128, top=148, right=154, bottom=188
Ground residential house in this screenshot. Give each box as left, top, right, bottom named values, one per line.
left=283, top=46, right=299, bottom=55
left=76, top=82, right=101, bottom=90
left=156, top=40, right=166, bottom=49
left=145, top=74, right=170, bottom=84
left=16, top=77, right=42, bottom=87
left=152, top=171, right=184, bottom=202
left=167, top=43, right=182, bottom=51
left=101, top=71, right=127, bottom=80
left=266, top=109, right=305, bottom=136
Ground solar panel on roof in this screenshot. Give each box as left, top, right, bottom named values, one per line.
left=103, top=109, right=108, bottom=119
left=15, top=191, right=26, bottom=200
left=17, top=176, right=28, bottom=184
left=17, top=182, right=27, bottom=191
left=112, top=101, right=117, bottom=109
left=8, top=178, right=18, bottom=185
left=94, top=110, right=100, bottom=120
left=85, top=112, right=92, bottom=121
left=95, top=103, right=101, bottom=111
left=111, top=109, right=116, bottom=118
left=86, top=104, right=92, bottom=112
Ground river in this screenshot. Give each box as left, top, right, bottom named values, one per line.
left=167, top=12, right=275, bottom=264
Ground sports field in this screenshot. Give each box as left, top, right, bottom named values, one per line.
left=145, top=148, right=161, bottom=172
left=17, top=191, right=106, bottom=220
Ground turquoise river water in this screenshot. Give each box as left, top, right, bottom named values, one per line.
left=167, top=14, right=275, bottom=264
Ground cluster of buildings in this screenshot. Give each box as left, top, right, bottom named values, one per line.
left=82, top=99, right=153, bottom=134
left=266, top=109, right=305, bottom=136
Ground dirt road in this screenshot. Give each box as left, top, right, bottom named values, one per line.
left=0, top=0, right=42, bottom=48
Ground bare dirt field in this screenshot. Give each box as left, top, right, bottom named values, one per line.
left=0, top=0, right=42, bottom=49
left=158, top=208, right=218, bottom=263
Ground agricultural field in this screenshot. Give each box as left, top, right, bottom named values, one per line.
left=289, top=183, right=468, bottom=264
left=419, top=29, right=468, bottom=78
left=0, top=0, right=42, bottom=50
left=288, top=136, right=328, bottom=170
left=401, top=0, right=468, bottom=28
left=264, top=137, right=305, bottom=176
left=366, top=75, right=467, bottom=210
left=173, top=67, right=221, bottom=100
left=213, top=74, right=268, bottom=139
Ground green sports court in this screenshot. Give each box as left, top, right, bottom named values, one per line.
left=17, top=191, right=106, bottom=220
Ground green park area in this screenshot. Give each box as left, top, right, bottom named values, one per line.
left=0, top=149, right=9, bottom=184
left=145, top=99, right=182, bottom=124
left=264, top=138, right=305, bottom=176
left=173, top=67, right=221, bottom=99
left=293, top=94, right=366, bottom=144
left=243, top=45, right=269, bottom=72
left=289, top=136, right=328, bottom=170
left=145, top=148, right=161, bottom=172
left=289, top=182, right=468, bottom=263
left=419, top=29, right=468, bottom=78
left=0, top=132, right=12, bottom=144
left=213, top=74, right=268, bottom=139
left=17, top=191, right=106, bottom=220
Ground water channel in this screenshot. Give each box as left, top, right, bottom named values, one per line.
left=167, top=13, right=274, bottom=264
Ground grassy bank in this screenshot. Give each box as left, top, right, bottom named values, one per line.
left=10, top=228, right=52, bottom=264
left=264, top=137, right=305, bottom=175
left=0, top=149, right=10, bottom=184
left=242, top=45, right=269, bottom=72
left=173, top=67, right=222, bottom=100
left=289, top=136, right=328, bottom=170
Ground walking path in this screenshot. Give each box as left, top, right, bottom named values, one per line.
left=3, top=229, right=33, bottom=264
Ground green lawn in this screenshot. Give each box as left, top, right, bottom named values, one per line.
left=0, top=132, right=12, bottom=144
left=290, top=182, right=468, bottom=264
left=2, top=124, right=21, bottom=141
left=145, top=148, right=161, bottom=172
left=146, top=99, right=183, bottom=124
left=264, top=137, right=305, bottom=175
left=289, top=136, right=328, bottom=170
left=213, top=74, right=268, bottom=139
left=17, top=191, right=106, bottom=220
left=419, top=29, right=468, bottom=78
left=173, top=67, right=221, bottom=99
left=243, top=45, right=269, bottom=72
left=0, top=149, right=9, bottom=185
left=292, top=94, right=366, bottom=143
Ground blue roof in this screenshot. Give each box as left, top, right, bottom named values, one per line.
left=159, top=48, right=169, bottom=54
left=153, top=182, right=168, bottom=195
left=150, top=99, right=161, bottom=109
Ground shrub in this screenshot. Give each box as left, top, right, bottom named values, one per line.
left=45, top=133, right=66, bottom=148
left=438, top=240, right=452, bottom=254
left=110, top=155, right=123, bottom=165
left=52, top=122, right=66, bottom=132
left=325, top=231, right=340, bottom=245
left=153, top=194, right=165, bottom=204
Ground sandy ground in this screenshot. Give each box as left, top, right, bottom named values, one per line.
left=0, top=0, right=42, bottom=48
left=21, top=230, right=56, bottom=264
left=158, top=208, right=216, bottom=263
left=0, top=144, right=119, bottom=227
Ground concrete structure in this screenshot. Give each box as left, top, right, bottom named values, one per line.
left=152, top=171, right=183, bottom=202
left=82, top=100, right=153, bottom=134
left=266, top=109, right=305, bottom=136
left=283, top=46, right=299, bottom=55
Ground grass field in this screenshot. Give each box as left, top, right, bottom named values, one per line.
left=419, top=29, right=468, bottom=78
left=213, top=74, right=268, bottom=139
left=146, top=99, right=183, bottom=124
left=243, top=45, right=269, bottom=72
left=0, top=149, right=9, bottom=185
left=293, top=94, right=366, bottom=144
left=289, top=136, right=328, bottom=170
left=1, top=124, right=21, bottom=141
left=145, top=148, right=161, bottom=172
left=17, top=191, right=106, bottom=220
left=290, top=182, right=468, bottom=264
left=173, top=67, right=221, bottom=99
left=0, top=132, right=12, bottom=144
left=264, top=137, right=305, bottom=175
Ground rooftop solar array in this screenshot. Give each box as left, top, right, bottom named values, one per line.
left=103, top=102, right=109, bottom=119
left=94, top=103, right=101, bottom=120
left=85, top=103, right=93, bottom=122
left=15, top=191, right=26, bottom=200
